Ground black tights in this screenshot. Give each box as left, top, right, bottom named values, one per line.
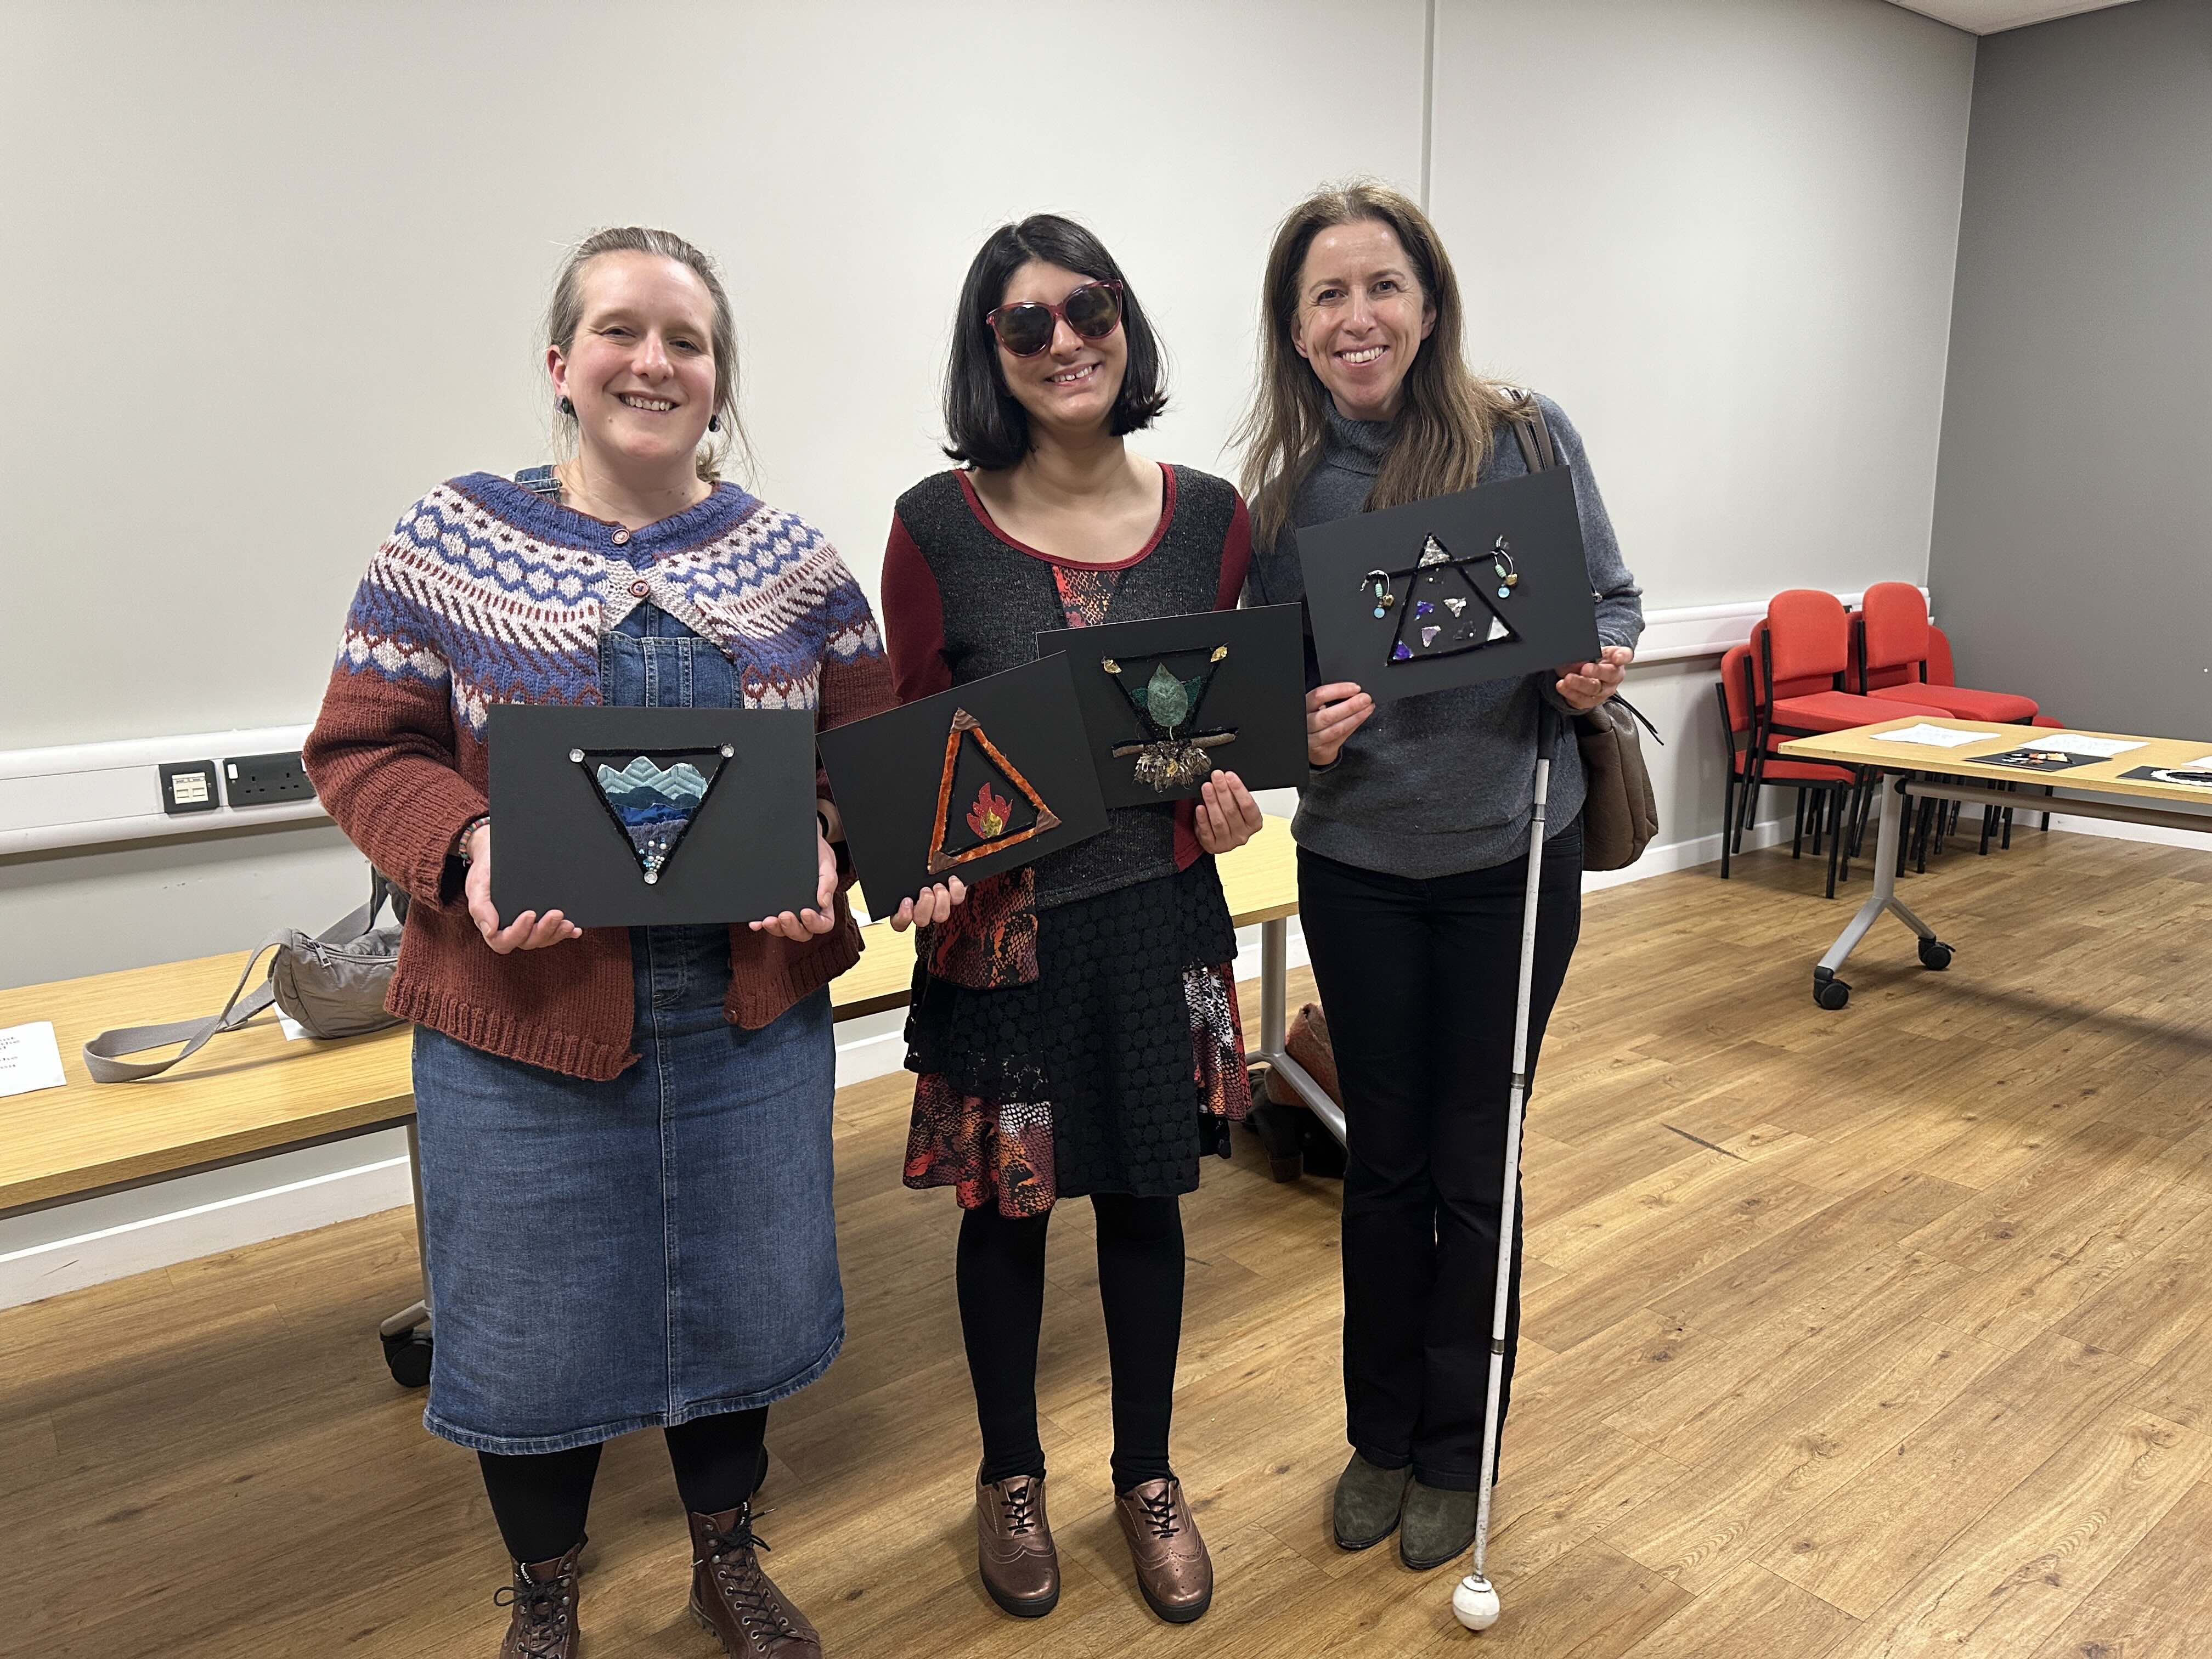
left=477, top=1407, right=768, bottom=1565
left=958, top=1193, right=1185, bottom=1495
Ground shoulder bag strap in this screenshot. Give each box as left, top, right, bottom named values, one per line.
left=81, top=872, right=396, bottom=1082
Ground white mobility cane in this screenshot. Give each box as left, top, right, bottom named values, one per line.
left=1451, top=713, right=1556, bottom=1633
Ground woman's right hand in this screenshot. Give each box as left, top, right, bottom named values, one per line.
left=463, top=821, right=583, bottom=953
left=1307, top=682, right=1374, bottom=767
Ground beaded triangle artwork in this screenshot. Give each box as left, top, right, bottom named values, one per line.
left=1100, top=646, right=1238, bottom=792
left=1383, top=534, right=1521, bottom=665
left=927, top=710, right=1062, bottom=875
left=575, top=747, right=732, bottom=884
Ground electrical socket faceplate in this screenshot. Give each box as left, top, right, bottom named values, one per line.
left=223, top=751, right=316, bottom=806
left=158, top=760, right=222, bottom=814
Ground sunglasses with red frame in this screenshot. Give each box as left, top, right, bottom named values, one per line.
left=984, top=280, right=1125, bottom=358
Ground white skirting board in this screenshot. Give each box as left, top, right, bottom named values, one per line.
left=0, top=817, right=1809, bottom=1311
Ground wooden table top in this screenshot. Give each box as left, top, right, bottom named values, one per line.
left=0, top=816, right=1301, bottom=1216
left=1780, top=718, right=2212, bottom=808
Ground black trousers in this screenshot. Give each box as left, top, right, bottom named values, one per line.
left=1297, top=819, right=1583, bottom=1490
left=958, top=1193, right=1185, bottom=1494
left=477, top=1407, right=769, bottom=1564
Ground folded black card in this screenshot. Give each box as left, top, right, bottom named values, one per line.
left=1036, top=603, right=1308, bottom=808
left=817, top=653, right=1110, bottom=909
left=488, top=705, right=821, bottom=928
left=1295, top=467, right=1599, bottom=705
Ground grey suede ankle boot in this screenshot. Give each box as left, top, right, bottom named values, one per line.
left=1332, top=1452, right=1412, bottom=1550
left=1399, top=1477, right=1479, bottom=1571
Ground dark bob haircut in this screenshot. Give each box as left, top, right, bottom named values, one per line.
left=943, top=213, right=1170, bottom=471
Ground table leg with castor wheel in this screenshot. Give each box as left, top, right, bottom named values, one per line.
left=1810, top=775, right=1948, bottom=1010
left=379, top=1119, right=433, bottom=1387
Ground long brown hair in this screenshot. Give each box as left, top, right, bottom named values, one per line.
left=1236, top=182, right=1522, bottom=548
left=546, top=226, right=751, bottom=483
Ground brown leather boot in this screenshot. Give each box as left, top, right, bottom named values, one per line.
left=975, top=1469, right=1059, bottom=1618
left=494, top=1538, right=584, bottom=1658
left=1113, top=1477, right=1212, bottom=1624
left=687, top=1504, right=820, bottom=1658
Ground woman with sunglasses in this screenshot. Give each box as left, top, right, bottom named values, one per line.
left=1238, top=183, right=1642, bottom=1575
left=878, top=214, right=1264, bottom=1627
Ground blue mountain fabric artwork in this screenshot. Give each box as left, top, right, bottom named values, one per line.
left=577, top=748, right=731, bottom=883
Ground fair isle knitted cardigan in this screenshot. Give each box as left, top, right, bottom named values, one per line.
left=304, top=473, right=895, bottom=1081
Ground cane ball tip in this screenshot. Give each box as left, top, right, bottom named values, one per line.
left=1453, top=1575, right=1501, bottom=1630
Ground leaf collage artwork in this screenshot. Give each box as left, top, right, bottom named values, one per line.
left=928, top=710, right=1062, bottom=875
left=1102, top=646, right=1237, bottom=792
left=575, top=745, right=732, bottom=884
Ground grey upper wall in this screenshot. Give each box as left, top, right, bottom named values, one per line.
left=1929, top=0, right=2212, bottom=735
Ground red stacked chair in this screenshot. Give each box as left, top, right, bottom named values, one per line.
left=1714, top=644, right=1859, bottom=895
left=1854, top=584, right=2038, bottom=723
left=1751, top=592, right=1947, bottom=890
left=1857, top=589, right=2053, bottom=857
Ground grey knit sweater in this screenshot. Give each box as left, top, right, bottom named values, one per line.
left=1245, top=395, right=1645, bottom=878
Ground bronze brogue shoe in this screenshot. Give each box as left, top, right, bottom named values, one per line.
left=1113, top=1477, right=1212, bottom=1624
left=686, top=1504, right=820, bottom=1658
left=975, top=1468, right=1060, bottom=1617
left=495, top=1538, right=584, bottom=1659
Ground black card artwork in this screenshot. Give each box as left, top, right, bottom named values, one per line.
left=817, top=653, right=1109, bottom=909
left=1295, top=467, right=1600, bottom=706
left=2119, top=764, right=2212, bottom=790
left=1976, top=748, right=2107, bottom=773
left=489, top=706, right=820, bottom=928
left=1036, top=603, right=1308, bottom=807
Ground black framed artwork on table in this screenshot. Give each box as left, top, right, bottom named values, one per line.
left=817, top=653, right=1110, bottom=909
left=1036, top=602, right=1308, bottom=809
left=1294, top=467, right=1600, bottom=706
left=487, top=705, right=822, bottom=928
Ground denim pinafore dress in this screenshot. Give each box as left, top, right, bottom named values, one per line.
left=410, top=594, right=842, bottom=1455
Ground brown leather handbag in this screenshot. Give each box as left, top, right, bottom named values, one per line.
left=1501, top=392, right=1661, bottom=872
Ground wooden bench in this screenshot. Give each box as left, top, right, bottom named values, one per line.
left=0, top=817, right=1330, bottom=1380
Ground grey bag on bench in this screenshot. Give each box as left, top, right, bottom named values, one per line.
left=83, top=873, right=408, bottom=1082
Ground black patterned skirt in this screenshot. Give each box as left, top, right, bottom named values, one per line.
left=902, top=859, right=1250, bottom=1216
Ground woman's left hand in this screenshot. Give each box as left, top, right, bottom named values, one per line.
left=1554, top=645, right=1635, bottom=712
left=1195, top=770, right=1265, bottom=855
left=749, top=828, right=840, bottom=941
left=889, top=877, right=967, bottom=933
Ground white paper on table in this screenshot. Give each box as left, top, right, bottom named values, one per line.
left=1869, top=723, right=1988, bottom=749
left=2172, top=755, right=2212, bottom=770
left=276, top=1013, right=308, bottom=1042
left=2020, top=733, right=2145, bottom=758
left=0, top=1020, right=68, bottom=1097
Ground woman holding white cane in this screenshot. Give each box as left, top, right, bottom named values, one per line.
left=1237, top=182, right=1642, bottom=1606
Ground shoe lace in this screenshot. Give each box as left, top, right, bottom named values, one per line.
left=493, top=1566, right=574, bottom=1657
left=698, top=1510, right=799, bottom=1639
left=1001, top=1481, right=1037, bottom=1536
left=1137, top=1486, right=1181, bottom=1541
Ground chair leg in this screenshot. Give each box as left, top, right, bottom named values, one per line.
left=1722, top=770, right=1737, bottom=878
left=2001, top=785, right=2016, bottom=850
left=1824, top=790, right=1843, bottom=899
left=1792, top=790, right=1807, bottom=859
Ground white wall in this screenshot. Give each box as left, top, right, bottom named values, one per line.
left=0, top=0, right=1424, bottom=754
left=0, top=0, right=1983, bottom=1294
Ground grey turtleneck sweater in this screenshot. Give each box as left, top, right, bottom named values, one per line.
left=1244, top=394, right=1644, bottom=879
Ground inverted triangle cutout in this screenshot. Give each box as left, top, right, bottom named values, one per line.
left=1387, top=534, right=1522, bottom=664
left=928, top=709, right=1061, bottom=874
left=575, top=746, right=731, bottom=884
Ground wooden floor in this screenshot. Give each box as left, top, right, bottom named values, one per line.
left=8, top=830, right=2212, bottom=1658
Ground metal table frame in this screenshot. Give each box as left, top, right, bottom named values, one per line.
left=1811, top=770, right=2212, bottom=1010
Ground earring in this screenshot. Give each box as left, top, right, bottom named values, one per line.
left=1362, top=570, right=1396, bottom=617
left=557, top=396, right=575, bottom=417
left=708, top=414, right=720, bottom=433
left=1490, top=535, right=1518, bottom=600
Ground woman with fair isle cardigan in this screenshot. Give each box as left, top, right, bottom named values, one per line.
left=304, top=227, right=960, bottom=1659
left=1238, top=184, right=1644, bottom=1575
left=879, top=215, right=1264, bottom=1627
